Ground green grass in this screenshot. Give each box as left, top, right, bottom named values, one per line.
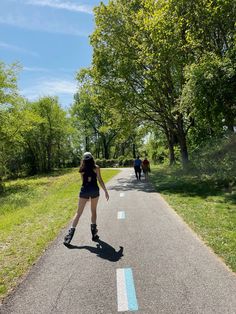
left=149, top=165, right=236, bottom=272
left=0, top=168, right=120, bottom=301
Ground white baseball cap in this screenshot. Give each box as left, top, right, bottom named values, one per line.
left=83, top=152, right=93, bottom=160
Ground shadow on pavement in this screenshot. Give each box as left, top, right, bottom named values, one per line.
left=109, top=176, right=156, bottom=193
left=65, top=239, right=124, bottom=262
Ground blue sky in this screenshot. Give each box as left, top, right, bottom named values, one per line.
left=0, top=0, right=107, bottom=108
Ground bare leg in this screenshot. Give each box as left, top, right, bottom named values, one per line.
left=63, top=198, right=88, bottom=246
left=72, top=197, right=88, bottom=228
left=90, top=196, right=99, bottom=224
left=90, top=197, right=99, bottom=241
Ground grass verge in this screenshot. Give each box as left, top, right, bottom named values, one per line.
left=0, top=168, right=120, bottom=301
left=149, top=165, right=236, bottom=272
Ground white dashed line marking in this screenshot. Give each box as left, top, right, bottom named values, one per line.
left=117, top=211, right=125, bottom=219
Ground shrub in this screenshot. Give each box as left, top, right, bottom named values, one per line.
left=95, top=158, right=107, bottom=168
left=192, top=133, right=236, bottom=191
left=95, top=157, right=134, bottom=168
left=122, top=158, right=134, bottom=167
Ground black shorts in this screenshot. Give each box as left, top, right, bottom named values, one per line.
left=79, top=186, right=100, bottom=199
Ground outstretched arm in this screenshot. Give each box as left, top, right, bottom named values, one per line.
left=96, top=166, right=109, bottom=200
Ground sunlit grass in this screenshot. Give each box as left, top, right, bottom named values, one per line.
left=150, top=165, right=236, bottom=272
left=0, top=168, right=120, bottom=301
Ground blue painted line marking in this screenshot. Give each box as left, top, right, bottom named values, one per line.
left=124, top=268, right=138, bottom=311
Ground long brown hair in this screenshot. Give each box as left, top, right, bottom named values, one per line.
left=79, top=158, right=96, bottom=173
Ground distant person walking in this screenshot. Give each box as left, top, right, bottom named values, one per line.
left=142, top=157, right=151, bottom=180
left=134, top=156, right=142, bottom=180
left=63, top=152, right=109, bottom=246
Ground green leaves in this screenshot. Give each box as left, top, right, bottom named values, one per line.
left=0, top=62, right=80, bottom=179
left=181, top=50, right=236, bottom=143
left=72, top=69, right=137, bottom=158
left=1, top=0, right=236, bottom=177
left=89, top=0, right=236, bottom=166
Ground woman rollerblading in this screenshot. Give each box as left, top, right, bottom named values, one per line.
left=63, top=152, right=109, bottom=246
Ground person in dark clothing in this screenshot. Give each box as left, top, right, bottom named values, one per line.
left=63, top=152, right=109, bottom=246
left=133, top=156, right=142, bottom=180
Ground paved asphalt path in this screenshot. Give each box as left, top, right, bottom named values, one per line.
left=1, top=168, right=236, bottom=314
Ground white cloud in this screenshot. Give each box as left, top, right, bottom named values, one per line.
left=23, top=66, right=50, bottom=72
left=58, top=67, right=76, bottom=74
left=42, top=78, right=77, bottom=94
left=25, top=0, right=93, bottom=14
left=0, top=40, right=39, bottom=57
left=21, top=77, right=77, bottom=100
left=23, top=66, right=76, bottom=74
left=0, top=14, right=89, bottom=36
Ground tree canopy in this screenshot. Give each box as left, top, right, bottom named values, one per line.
left=0, top=0, right=235, bottom=190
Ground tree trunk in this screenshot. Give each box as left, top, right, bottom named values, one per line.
left=180, top=140, right=189, bottom=166
left=29, top=150, right=37, bottom=174
left=177, top=132, right=189, bottom=167
left=132, top=143, right=136, bottom=158
left=168, top=140, right=176, bottom=165
left=121, top=144, right=125, bottom=156
left=46, top=143, right=52, bottom=172
left=85, top=136, right=89, bottom=152
left=226, top=116, right=234, bottom=132
left=164, top=127, right=176, bottom=165
left=0, top=177, right=4, bottom=193
left=104, top=146, right=109, bottom=159
left=176, top=116, right=189, bottom=168
left=102, top=138, right=110, bottom=159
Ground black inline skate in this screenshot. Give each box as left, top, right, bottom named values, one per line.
left=91, top=224, right=99, bottom=241
left=63, top=227, right=75, bottom=246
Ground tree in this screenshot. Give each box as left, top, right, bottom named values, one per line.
left=0, top=62, right=23, bottom=190
left=72, top=69, right=138, bottom=159
left=181, top=52, right=236, bottom=145
left=178, top=0, right=236, bottom=146
left=23, top=97, right=73, bottom=173
left=91, top=0, right=195, bottom=166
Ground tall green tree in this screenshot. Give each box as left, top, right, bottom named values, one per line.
left=91, top=0, right=195, bottom=166
left=0, top=62, right=23, bottom=189
left=72, top=69, right=138, bottom=159
left=23, top=97, right=73, bottom=173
